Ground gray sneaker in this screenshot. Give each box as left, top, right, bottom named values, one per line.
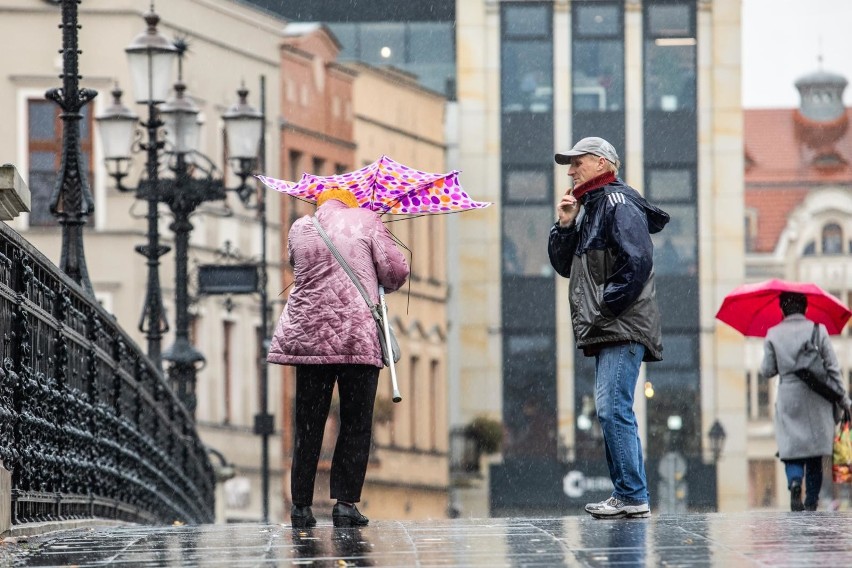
left=585, top=496, right=650, bottom=519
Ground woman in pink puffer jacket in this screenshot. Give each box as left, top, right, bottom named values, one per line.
left=268, top=188, right=408, bottom=528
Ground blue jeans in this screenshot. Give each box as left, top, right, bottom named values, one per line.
left=595, top=342, right=649, bottom=504
left=784, top=457, right=823, bottom=508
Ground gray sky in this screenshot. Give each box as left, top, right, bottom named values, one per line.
left=742, top=0, right=852, bottom=108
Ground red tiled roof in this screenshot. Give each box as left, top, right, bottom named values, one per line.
left=744, top=108, right=852, bottom=253
left=745, top=187, right=809, bottom=252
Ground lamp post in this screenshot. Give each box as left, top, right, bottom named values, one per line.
left=97, top=7, right=263, bottom=414
left=101, top=7, right=178, bottom=369
left=46, top=0, right=98, bottom=295
left=708, top=419, right=727, bottom=462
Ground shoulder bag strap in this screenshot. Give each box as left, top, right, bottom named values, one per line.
left=310, top=215, right=379, bottom=317
left=810, top=322, right=820, bottom=346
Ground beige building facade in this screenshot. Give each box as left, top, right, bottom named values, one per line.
left=0, top=0, right=287, bottom=522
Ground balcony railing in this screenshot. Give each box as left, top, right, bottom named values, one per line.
left=0, top=221, right=214, bottom=525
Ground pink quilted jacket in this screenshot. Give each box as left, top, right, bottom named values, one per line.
left=267, top=199, right=409, bottom=367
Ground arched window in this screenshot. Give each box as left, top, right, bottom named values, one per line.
left=802, top=241, right=816, bottom=256
left=822, top=223, right=843, bottom=255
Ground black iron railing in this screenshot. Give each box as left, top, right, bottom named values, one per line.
left=0, top=221, right=214, bottom=525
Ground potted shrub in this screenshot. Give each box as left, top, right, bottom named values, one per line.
left=465, top=415, right=503, bottom=455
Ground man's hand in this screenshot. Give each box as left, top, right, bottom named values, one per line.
left=557, top=187, right=579, bottom=227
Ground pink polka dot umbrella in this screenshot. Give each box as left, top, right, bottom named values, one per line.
left=256, top=155, right=490, bottom=216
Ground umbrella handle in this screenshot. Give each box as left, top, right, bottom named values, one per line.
left=379, top=286, right=402, bottom=403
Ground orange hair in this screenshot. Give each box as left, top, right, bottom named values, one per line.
left=316, top=187, right=359, bottom=209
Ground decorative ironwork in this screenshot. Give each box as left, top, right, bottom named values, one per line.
left=0, top=221, right=214, bottom=525
left=45, top=0, right=97, bottom=296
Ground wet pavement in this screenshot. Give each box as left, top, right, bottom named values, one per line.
left=2, top=512, right=851, bottom=566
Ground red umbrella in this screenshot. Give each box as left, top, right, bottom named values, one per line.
left=716, top=279, right=851, bottom=337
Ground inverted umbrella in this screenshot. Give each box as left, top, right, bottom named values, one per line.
left=715, top=279, right=851, bottom=337
left=256, top=155, right=490, bottom=215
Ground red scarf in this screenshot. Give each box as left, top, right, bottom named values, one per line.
left=572, top=172, right=616, bottom=201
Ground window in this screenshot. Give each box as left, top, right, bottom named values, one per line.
left=409, top=355, right=419, bottom=449
left=388, top=375, right=397, bottom=447
left=746, top=372, right=753, bottom=418
left=288, top=150, right=302, bottom=182
left=644, top=3, right=696, bottom=112
left=648, top=4, right=691, bottom=36
left=426, top=215, right=438, bottom=280
left=429, top=359, right=439, bottom=451
left=645, top=43, right=695, bottom=111
left=359, top=22, right=406, bottom=65
left=223, top=321, right=235, bottom=425
left=334, top=163, right=349, bottom=175
left=312, top=157, right=326, bottom=177
left=502, top=4, right=552, bottom=114
left=647, top=168, right=696, bottom=275
left=648, top=168, right=693, bottom=200
left=757, top=373, right=770, bottom=419
left=28, top=99, right=94, bottom=227
left=572, top=3, right=624, bottom=112
left=746, top=372, right=772, bottom=420
left=327, top=22, right=456, bottom=97
left=651, top=204, right=697, bottom=276
left=505, top=169, right=549, bottom=202
left=503, top=205, right=553, bottom=276
left=745, top=210, right=758, bottom=252
left=822, top=223, right=843, bottom=254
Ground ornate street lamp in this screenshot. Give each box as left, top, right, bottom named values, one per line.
left=125, top=10, right=178, bottom=105
left=98, top=6, right=178, bottom=369
left=223, top=85, right=264, bottom=192
left=708, top=419, right=727, bottom=462
left=97, top=7, right=262, bottom=414
left=96, top=86, right=138, bottom=188
left=160, top=81, right=201, bottom=155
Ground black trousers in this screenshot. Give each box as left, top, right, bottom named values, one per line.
left=291, top=364, right=379, bottom=506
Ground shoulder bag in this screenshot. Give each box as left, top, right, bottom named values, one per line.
left=792, top=322, right=844, bottom=404
left=310, top=215, right=401, bottom=367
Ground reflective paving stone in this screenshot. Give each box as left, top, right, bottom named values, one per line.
left=6, top=512, right=852, bottom=567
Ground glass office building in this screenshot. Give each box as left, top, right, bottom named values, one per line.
left=242, top=0, right=456, bottom=97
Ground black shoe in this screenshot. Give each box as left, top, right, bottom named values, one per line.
left=332, top=502, right=369, bottom=527
left=291, top=505, right=316, bottom=528
left=790, top=481, right=805, bottom=512
left=804, top=501, right=818, bottom=512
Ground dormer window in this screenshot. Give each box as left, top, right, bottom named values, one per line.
left=822, top=223, right=843, bottom=255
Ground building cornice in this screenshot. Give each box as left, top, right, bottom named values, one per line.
left=355, top=114, right=447, bottom=151
left=279, top=120, right=357, bottom=150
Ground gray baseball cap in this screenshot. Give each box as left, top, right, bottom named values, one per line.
left=555, top=137, right=621, bottom=169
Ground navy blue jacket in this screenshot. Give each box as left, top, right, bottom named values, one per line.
left=548, top=177, right=669, bottom=361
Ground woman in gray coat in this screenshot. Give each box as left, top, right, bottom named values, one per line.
left=760, top=292, right=851, bottom=511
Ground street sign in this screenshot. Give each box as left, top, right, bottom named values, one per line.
left=197, top=264, right=259, bottom=295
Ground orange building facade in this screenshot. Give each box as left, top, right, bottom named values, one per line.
left=274, top=23, right=357, bottom=513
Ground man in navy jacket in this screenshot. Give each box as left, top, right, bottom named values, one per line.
left=548, top=137, right=669, bottom=519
